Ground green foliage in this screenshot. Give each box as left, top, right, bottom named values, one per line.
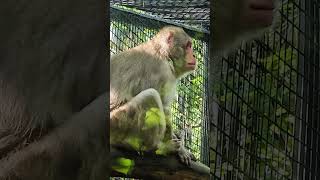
left=125, top=137, right=143, bottom=151
left=212, top=0, right=299, bottom=178
left=144, top=108, right=165, bottom=130
left=155, top=142, right=170, bottom=156
left=112, top=157, right=135, bottom=175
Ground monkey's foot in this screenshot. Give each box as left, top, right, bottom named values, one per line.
left=177, top=147, right=196, bottom=166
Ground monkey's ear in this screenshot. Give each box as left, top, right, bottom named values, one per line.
left=166, top=31, right=174, bottom=46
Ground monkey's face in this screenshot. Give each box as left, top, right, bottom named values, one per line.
left=183, top=41, right=197, bottom=71
left=239, top=0, right=277, bottom=30
left=169, top=36, right=197, bottom=77
left=155, top=26, right=197, bottom=77
left=213, top=0, right=279, bottom=53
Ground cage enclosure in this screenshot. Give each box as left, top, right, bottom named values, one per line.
left=109, top=0, right=320, bottom=180
left=110, top=0, right=210, bottom=179
left=209, top=0, right=320, bottom=179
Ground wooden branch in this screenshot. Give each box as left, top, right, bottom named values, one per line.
left=111, top=146, right=210, bottom=180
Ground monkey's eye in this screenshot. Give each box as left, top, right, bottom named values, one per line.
left=186, top=41, right=192, bottom=49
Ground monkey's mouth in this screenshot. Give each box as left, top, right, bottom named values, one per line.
left=250, top=2, right=275, bottom=11
left=248, top=2, right=275, bottom=27
left=186, top=62, right=196, bottom=69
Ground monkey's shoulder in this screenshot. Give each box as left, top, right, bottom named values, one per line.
left=111, top=48, right=174, bottom=76
left=110, top=46, right=177, bottom=106
left=111, top=46, right=151, bottom=61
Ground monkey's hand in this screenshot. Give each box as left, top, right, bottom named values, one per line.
left=177, top=146, right=196, bottom=166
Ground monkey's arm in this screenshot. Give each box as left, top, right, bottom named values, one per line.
left=110, top=88, right=169, bottom=151
left=110, top=88, right=164, bottom=129
left=0, top=93, right=108, bottom=180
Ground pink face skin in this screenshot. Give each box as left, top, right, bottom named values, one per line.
left=242, top=0, right=276, bottom=27
left=166, top=32, right=196, bottom=71
left=184, top=41, right=197, bottom=70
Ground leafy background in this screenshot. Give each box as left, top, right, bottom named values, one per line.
left=210, top=0, right=302, bottom=179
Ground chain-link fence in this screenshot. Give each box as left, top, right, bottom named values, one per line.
left=110, top=0, right=320, bottom=179
left=210, top=0, right=320, bottom=179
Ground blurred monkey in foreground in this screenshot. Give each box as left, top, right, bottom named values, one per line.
left=213, top=0, right=279, bottom=53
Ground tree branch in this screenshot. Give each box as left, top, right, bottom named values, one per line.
left=111, top=146, right=210, bottom=180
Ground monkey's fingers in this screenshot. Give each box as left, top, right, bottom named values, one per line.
left=171, top=138, right=181, bottom=142
left=190, top=153, right=196, bottom=160
left=178, top=150, right=191, bottom=166
left=185, top=155, right=191, bottom=166
left=178, top=153, right=185, bottom=164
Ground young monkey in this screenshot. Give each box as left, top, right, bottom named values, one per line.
left=110, top=26, right=197, bottom=165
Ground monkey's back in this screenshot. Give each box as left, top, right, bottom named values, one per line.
left=110, top=46, right=177, bottom=110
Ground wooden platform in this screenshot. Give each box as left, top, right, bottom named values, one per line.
left=111, top=147, right=210, bottom=180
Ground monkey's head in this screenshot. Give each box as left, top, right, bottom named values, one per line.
left=153, top=26, right=197, bottom=78
left=213, top=0, right=279, bottom=53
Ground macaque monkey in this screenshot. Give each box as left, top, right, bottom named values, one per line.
left=213, top=0, right=279, bottom=53
left=110, top=26, right=197, bottom=165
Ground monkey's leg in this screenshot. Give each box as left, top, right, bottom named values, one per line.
left=154, top=109, right=182, bottom=156
left=110, top=88, right=168, bottom=151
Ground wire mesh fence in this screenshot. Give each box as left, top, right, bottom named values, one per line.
left=210, top=0, right=320, bottom=179
left=110, top=0, right=320, bottom=179
left=110, top=6, right=210, bottom=166
left=110, top=0, right=209, bottom=30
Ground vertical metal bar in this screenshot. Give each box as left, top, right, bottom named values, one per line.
left=202, top=40, right=210, bottom=166
left=294, top=0, right=306, bottom=178
left=314, top=3, right=320, bottom=179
